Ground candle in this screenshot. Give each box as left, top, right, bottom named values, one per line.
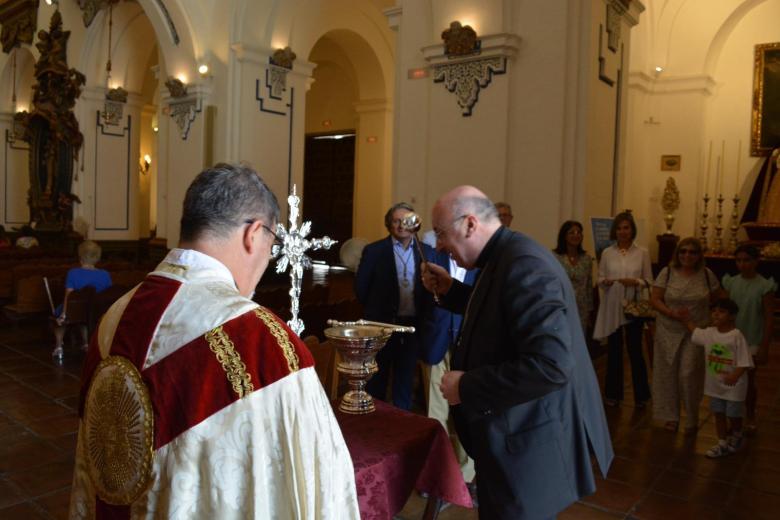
left=720, top=140, right=726, bottom=194
left=735, top=140, right=742, bottom=193
left=705, top=141, right=712, bottom=195
left=715, top=156, right=721, bottom=196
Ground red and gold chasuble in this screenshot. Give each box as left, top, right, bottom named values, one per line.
left=69, top=251, right=360, bottom=520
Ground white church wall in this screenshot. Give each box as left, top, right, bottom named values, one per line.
left=584, top=0, right=645, bottom=247
left=305, top=55, right=358, bottom=134
left=624, top=0, right=780, bottom=259
left=0, top=114, right=31, bottom=228
left=389, top=0, right=642, bottom=248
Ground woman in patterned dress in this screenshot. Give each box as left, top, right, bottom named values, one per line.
left=650, top=237, right=722, bottom=433
left=553, top=220, right=593, bottom=336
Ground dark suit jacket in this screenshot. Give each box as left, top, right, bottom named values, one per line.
left=420, top=249, right=477, bottom=364
left=354, top=236, right=432, bottom=327
left=442, top=227, right=613, bottom=519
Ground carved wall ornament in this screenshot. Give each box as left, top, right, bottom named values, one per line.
left=106, top=85, right=128, bottom=102
left=606, top=1, right=625, bottom=53
left=441, top=21, right=479, bottom=57
left=10, top=110, right=28, bottom=141
left=103, top=86, right=129, bottom=125
left=164, top=77, right=187, bottom=98
left=270, top=46, right=296, bottom=69
left=0, top=0, right=39, bottom=53
left=78, top=0, right=121, bottom=28
left=268, top=66, right=288, bottom=99
left=432, top=56, right=507, bottom=116
left=165, top=96, right=200, bottom=140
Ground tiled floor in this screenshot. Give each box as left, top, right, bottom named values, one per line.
left=1, top=322, right=779, bottom=519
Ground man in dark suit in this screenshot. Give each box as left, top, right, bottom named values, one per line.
left=422, top=186, right=613, bottom=519
left=355, top=202, right=433, bottom=410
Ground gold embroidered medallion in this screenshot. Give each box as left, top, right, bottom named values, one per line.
left=83, top=356, right=154, bottom=505
left=205, top=326, right=254, bottom=397
left=254, top=307, right=300, bottom=372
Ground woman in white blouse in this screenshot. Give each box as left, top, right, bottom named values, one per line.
left=593, top=212, right=652, bottom=407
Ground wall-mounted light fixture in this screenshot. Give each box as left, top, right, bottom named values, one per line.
left=140, top=154, right=151, bottom=174
left=198, top=64, right=209, bottom=76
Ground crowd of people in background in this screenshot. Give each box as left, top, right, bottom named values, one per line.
left=549, top=213, right=774, bottom=459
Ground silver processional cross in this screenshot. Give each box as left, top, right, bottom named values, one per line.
left=272, top=185, right=336, bottom=336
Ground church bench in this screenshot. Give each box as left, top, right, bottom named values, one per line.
left=2, top=275, right=63, bottom=322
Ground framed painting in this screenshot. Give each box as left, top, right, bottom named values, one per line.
left=751, top=42, right=780, bottom=156
left=660, top=155, right=681, bottom=171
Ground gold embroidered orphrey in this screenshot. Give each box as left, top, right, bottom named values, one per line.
left=254, top=307, right=300, bottom=372
left=83, top=355, right=154, bottom=505
left=205, top=325, right=254, bottom=397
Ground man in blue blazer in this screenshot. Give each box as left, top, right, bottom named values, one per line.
left=422, top=186, right=613, bottom=519
left=355, top=202, right=433, bottom=410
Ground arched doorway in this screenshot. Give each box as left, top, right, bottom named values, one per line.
left=304, top=29, right=392, bottom=259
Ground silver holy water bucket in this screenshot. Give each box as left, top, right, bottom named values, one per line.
left=324, top=319, right=414, bottom=414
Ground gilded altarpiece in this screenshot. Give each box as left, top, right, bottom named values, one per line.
left=15, top=11, right=85, bottom=230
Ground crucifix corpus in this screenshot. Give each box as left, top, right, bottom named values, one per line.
left=272, top=185, right=336, bottom=336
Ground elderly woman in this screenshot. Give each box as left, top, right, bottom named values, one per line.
left=52, top=240, right=112, bottom=360
left=553, top=220, right=593, bottom=336
left=650, top=237, right=721, bottom=432
left=593, top=211, right=652, bottom=407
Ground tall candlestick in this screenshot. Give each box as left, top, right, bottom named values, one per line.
left=705, top=141, right=712, bottom=194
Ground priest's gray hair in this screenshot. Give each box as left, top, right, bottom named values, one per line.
left=180, top=163, right=280, bottom=242
left=452, top=196, right=498, bottom=222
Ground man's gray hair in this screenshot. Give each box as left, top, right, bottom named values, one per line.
left=453, top=196, right=498, bottom=222
left=180, top=163, right=280, bottom=242
left=384, top=202, right=415, bottom=229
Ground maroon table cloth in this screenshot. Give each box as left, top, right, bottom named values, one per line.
left=334, top=399, right=473, bottom=520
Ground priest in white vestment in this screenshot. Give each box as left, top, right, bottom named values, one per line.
left=69, top=164, right=359, bottom=519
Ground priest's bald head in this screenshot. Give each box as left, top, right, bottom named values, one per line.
left=431, top=185, right=501, bottom=269
left=179, top=163, right=280, bottom=296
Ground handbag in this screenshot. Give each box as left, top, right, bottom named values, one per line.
left=623, top=283, right=656, bottom=322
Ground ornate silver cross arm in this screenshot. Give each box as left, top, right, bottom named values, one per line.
left=272, top=185, right=336, bottom=336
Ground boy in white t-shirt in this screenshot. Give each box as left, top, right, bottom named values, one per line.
left=686, top=298, right=754, bottom=458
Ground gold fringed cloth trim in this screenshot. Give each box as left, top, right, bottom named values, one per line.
left=205, top=326, right=254, bottom=398
left=254, top=307, right=300, bottom=372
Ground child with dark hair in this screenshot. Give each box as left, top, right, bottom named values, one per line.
left=686, top=298, right=753, bottom=458
left=722, top=244, right=775, bottom=433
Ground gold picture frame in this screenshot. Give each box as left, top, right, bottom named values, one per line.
left=751, top=42, right=780, bottom=156
left=660, top=155, right=681, bottom=171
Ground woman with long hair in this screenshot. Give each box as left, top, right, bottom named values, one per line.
left=553, top=220, right=593, bottom=336
left=593, top=211, right=652, bottom=408
left=650, top=237, right=721, bottom=432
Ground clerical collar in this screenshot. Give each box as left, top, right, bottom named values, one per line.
left=475, top=226, right=507, bottom=269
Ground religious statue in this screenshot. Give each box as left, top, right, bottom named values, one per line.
left=758, top=148, right=780, bottom=222
left=661, top=176, right=680, bottom=234
left=16, top=10, right=85, bottom=231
